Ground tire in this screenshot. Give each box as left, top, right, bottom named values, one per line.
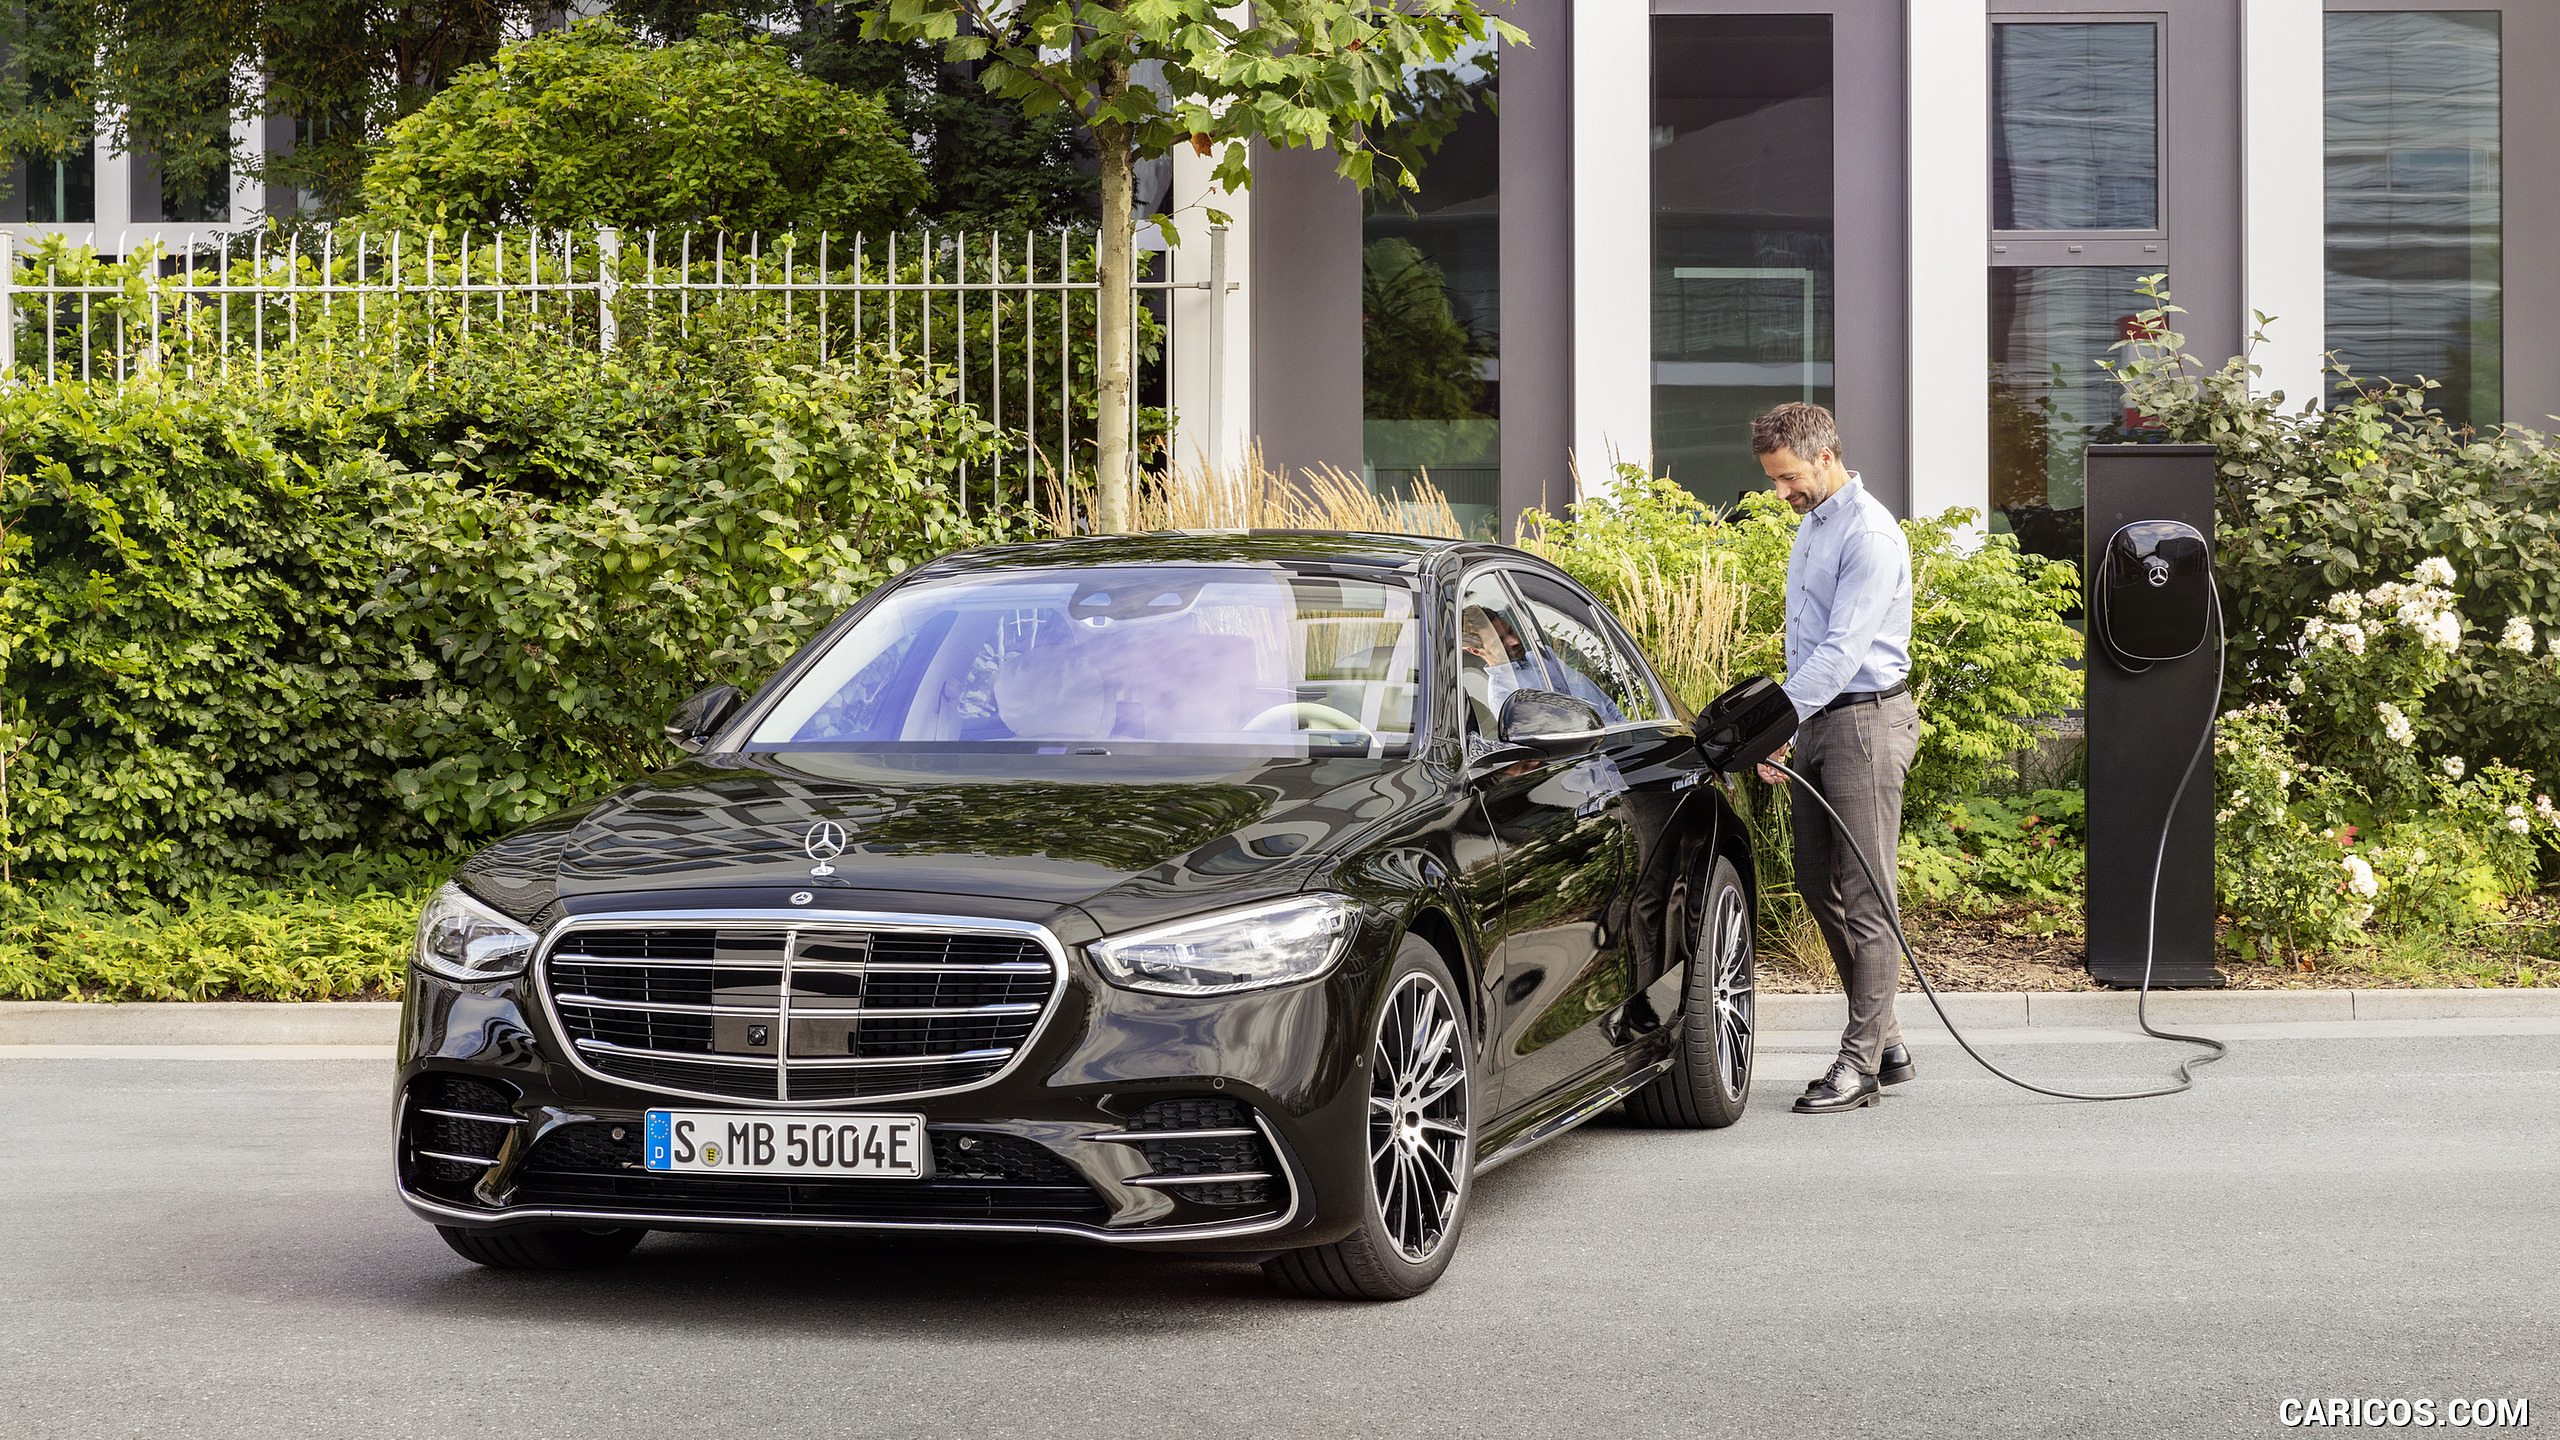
left=1264, top=937, right=1475, bottom=1301
left=437, top=1224, right=648, bottom=1271
left=1623, top=855, right=1755, bottom=1129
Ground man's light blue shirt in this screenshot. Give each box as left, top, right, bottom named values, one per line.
left=1781, top=471, right=1912, bottom=721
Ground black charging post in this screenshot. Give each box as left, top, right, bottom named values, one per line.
left=2083, top=443, right=2224, bottom=988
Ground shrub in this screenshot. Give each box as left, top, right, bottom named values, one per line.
left=1902, top=788, right=2089, bottom=910
left=2105, top=277, right=2560, bottom=794
left=2210, top=560, right=2560, bottom=964
left=1, top=326, right=1019, bottom=892
left=376, top=342, right=1019, bottom=832
left=0, top=881, right=419, bottom=1002
left=364, top=18, right=929, bottom=233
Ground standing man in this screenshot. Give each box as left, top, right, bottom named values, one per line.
left=1749, top=402, right=1919, bottom=1115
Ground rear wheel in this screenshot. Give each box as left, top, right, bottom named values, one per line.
left=1623, top=855, right=1755, bottom=1129
left=437, top=1225, right=647, bottom=1271
left=1264, top=939, right=1474, bottom=1301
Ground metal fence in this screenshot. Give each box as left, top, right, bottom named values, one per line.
left=0, top=224, right=1235, bottom=516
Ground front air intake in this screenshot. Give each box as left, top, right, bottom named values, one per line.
left=1107, top=1097, right=1282, bottom=1208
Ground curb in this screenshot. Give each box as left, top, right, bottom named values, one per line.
left=1763, top=988, right=2560, bottom=1032
left=0, top=1001, right=402, bottom=1046
left=6, top=988, right=2557, bottom=1046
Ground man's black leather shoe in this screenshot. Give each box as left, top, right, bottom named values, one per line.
left=1876, top=1044, right=1915, bottom=1087
left=1793, top=1061, right=1880, bottom=1113
left=1805, top=1044, right=1913, bottom=1093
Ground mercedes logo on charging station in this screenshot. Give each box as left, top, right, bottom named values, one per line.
left=803, top=821, right=848, bottom=876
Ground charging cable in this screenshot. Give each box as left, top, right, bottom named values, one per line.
left=1763, top=586, right=2230, bottom=1102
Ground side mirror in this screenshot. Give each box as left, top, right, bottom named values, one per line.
left=665, top=684, right=744, bottom=754
left=1498, top=688, right=1605, bottom=759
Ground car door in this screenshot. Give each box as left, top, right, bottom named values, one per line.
left=1458, top=567, right=1639, bottom=1121
left=1524, top=572, right=1716, bottom=1036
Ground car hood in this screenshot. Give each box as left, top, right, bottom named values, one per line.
left=459, top=751, right=1430, bottom=931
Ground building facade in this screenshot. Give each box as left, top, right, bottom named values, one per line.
left=1201, top=0, right=2556, bottom=557
left=8, top=2, right=2548, bottom=562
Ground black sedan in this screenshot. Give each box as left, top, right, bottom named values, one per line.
left=395, top=532, right=1762, bottom=1299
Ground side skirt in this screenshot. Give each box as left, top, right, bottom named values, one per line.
left=1470, top=1056, right=1675, bottom=1177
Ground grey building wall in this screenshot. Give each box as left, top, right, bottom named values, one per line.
left=1499, top=0, right=1576, bottom=525
left=1248, top=140, right=1364, bottom=481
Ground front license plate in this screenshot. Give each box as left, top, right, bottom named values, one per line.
left=644, top=1111, right=929, bottom=1179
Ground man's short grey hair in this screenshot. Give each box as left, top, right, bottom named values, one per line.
left=1751, top=402, right=1843, bottom=466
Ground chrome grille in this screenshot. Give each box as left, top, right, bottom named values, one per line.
left=541, top=917, right=1063, bottom=1104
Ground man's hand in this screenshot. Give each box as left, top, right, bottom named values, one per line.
left=1756, top=743, right=1792, bottom=786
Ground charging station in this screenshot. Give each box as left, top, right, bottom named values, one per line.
left=2083, top=443, right=2224, bottom=988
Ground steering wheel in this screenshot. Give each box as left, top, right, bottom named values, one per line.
left=1246, top=701, right=1372, bottom=740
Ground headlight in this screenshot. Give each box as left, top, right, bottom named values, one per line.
left=413, top=882, right=538, bottom=984
left=1088, top=894, right=1358, bottom=996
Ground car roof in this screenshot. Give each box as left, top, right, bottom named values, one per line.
left=911, top=529, right=1496, bottom=574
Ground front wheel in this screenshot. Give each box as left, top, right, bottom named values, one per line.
left=437, top=1225, right=647, bottom=1271
left=1264, top=938, right=1474, bottom=1301
left=1623, top=855, right=1755, bottom=1129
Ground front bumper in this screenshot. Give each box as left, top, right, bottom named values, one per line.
left=393, top=888, right=1390, bottom=1253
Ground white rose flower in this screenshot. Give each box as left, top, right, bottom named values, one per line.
left=2500, top=617, right=2537, bottom=654
left=2287, top=674, right=2307, bottom=695
left=2441, top=756, right=2466, bottom=781
left=2341, top=853, right=2380, bottom=898
left=2416, top=557, right=2457, bottom=588
left=2425, top=611, right=2462, bottom=654
left=2345, top=903, right=2375, bottom=927
left=2537, top=795, right=2559, bottom=820
left=2303, top=619, right=2333, bottom=648
left=2507, top=804, right=2528, bottom=819
left=2325, top=591, right=2365, bottom=619
left=2510, top=817, right=2531, bottom=835
left=2343, top=625, right=2368, bottom=657
left=2378, top=702, right=2414, bottom=745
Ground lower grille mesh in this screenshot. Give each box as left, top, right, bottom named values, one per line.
left=406, top=1075, right=521, bottom=1187
left=1125, top=1097, right=1278, bottom=1208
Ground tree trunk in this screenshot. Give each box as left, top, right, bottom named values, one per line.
left=1092, top=63, right=1136, bottom=535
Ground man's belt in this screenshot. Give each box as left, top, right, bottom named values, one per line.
left=1815, top=678, right=1910, bottom=716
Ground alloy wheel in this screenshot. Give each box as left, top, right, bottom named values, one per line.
left=1367, top=971, right=1470, bottom=1263
left=1708, top=884, right=1755, bottom=1100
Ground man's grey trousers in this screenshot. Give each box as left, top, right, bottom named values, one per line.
left=1788, top=691, right=1922, bottom=1073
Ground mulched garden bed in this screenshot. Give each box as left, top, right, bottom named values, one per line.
left=1759, top=900, right=2557, bottom=993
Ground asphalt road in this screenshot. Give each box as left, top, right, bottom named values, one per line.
left=5, top=1029, right=2555, bottom=1440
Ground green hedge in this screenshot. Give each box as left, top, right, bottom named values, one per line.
left=0, top=883, right=420, bottom=1002
left=2, top=324, right=1019, bottom=893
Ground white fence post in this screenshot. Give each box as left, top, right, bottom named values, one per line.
left=1205, top=224, right=1228, bottom=467
left=596, top=227, right=620, bottom=354
left=1, top=232, right=15, bottom=375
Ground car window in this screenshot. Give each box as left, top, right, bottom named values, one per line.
left=747, top=564, right=1424, bottom=757
left=1510, top=572, right=1651, bottom=725
left=1455, top=569, right=1552, bottom=743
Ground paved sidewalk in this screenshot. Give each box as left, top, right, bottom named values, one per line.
left=9, top=986, right=2557, bottom=1046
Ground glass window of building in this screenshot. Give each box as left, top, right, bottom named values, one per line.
left=1990, top=266, right=2155, bottom=566
left=2324, top=11, right=2501, bottom=430
left=1992, top=23, right=2160, bottom=233
left=1362, top=46, right=1500, bottom=539
left=1651, top=16, right=1834, bottom=511
left=6, top=38, right=96, bottom=225
left=1987, top=21, right=2161, bottom=572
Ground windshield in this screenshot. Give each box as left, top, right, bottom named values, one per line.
left=747, top=564, right=1425, bottom=757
